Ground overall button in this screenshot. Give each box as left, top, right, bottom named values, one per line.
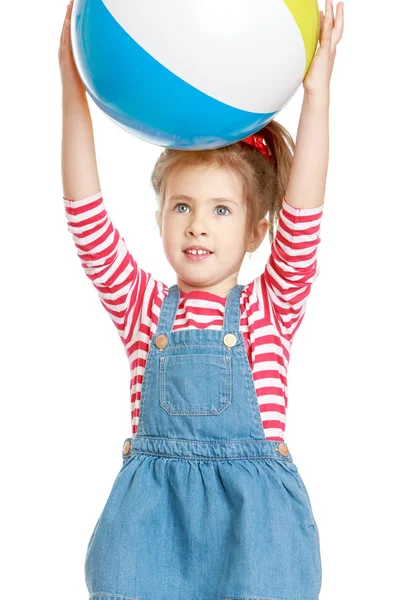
left=276, top=443, right=289, bottom=456
left=123, top=440, right=131, bottom=455
left=155, top=335, right=169, bottom=349
left=223, top=333, right=237, bottom=348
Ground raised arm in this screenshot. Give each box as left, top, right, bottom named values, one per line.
left=254, top=1, right=344, bottom=340
left=60, top=1, right=100, bottom=201
left=59, top=1, right=152, bottom=344
left=285, top=0, right=344, bottom=209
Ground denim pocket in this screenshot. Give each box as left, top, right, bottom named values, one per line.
left=159, top=353, right=232, bottom=415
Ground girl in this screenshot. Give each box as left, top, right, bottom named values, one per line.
left=59, top=1, right=344, bottom=599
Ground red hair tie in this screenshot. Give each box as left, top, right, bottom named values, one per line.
left=241, top=133, right=273, bottom=160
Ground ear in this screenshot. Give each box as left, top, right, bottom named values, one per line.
left=155, top=210, right=162, bottom=236
left=247, top=218, right=269, bottom=252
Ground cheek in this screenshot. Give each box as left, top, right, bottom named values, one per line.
left=163, top=226, right=181, bottom=254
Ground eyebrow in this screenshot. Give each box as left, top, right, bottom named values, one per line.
left=168, top=194, right=239, bottom=206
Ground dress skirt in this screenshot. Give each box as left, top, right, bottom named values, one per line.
left=84, top=437, right=322, bottom=600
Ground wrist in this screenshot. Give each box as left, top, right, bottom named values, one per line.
left=303, top=88, right=330, bottom=108
left=62, top=86, right=88, bottom=110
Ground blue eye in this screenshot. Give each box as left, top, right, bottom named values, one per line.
left=174, top=203, right=189, bottom=213
left=215, top=205, right=230, bottom=216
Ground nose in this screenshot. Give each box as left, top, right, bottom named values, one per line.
left=186, top=212, right=209, bottom=237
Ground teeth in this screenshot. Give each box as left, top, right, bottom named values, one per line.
left=186, top=249, right=211, bottom=255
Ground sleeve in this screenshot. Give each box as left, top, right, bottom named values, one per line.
left=255, top=196, right=324, bottom=342
left=63, top=190, right=152, bottom=343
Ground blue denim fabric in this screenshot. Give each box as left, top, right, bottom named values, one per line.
left=85, top=284, right=322, bottom=600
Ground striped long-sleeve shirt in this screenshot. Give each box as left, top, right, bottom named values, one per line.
left=64, top=191, right=324, bottom=441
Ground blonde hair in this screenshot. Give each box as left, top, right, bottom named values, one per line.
left=150, top=120, right=294, bottom=247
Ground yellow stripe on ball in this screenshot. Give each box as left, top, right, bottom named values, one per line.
left=284, top=0, right=320, bottom=77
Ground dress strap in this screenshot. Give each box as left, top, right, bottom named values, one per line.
left=155, top=284, right=181, bottom=333
left=223, top=284, right=245, bottom=331
left=156, top=283, right=245, bottom=333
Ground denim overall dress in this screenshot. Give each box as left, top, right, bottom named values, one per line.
left=85, top=284, right=322, bottom=600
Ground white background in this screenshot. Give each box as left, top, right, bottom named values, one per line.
left=1, top=1, right=399, bottom=598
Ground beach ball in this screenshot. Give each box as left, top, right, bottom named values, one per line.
left=70, top=0, right=320, bottom=150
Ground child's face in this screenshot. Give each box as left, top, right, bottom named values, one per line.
left=156, top=163, right=254, bottom=295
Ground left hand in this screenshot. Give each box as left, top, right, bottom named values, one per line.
left=303, top=0, right=344, bottom=94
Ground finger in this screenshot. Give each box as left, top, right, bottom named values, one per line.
left=65, top=3, right=73, bottom=46
left=60, top=7, right=68, bottom=45
left=320, top=0, right=334, bottom=50
left=60, top=20, right=67, bottom=49
left=319, top=11, right=325, bottom=44
left=332, top=2, right=344, bottom=47
left=60, top=3, right=73, bottom=54
left=60, top=2, right=72, bottom=36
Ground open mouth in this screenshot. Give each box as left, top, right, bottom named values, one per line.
left=183, top=249, right=214, bottom=261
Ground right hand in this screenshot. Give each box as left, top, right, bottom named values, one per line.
left=58, top=0, right=86, bottom=98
